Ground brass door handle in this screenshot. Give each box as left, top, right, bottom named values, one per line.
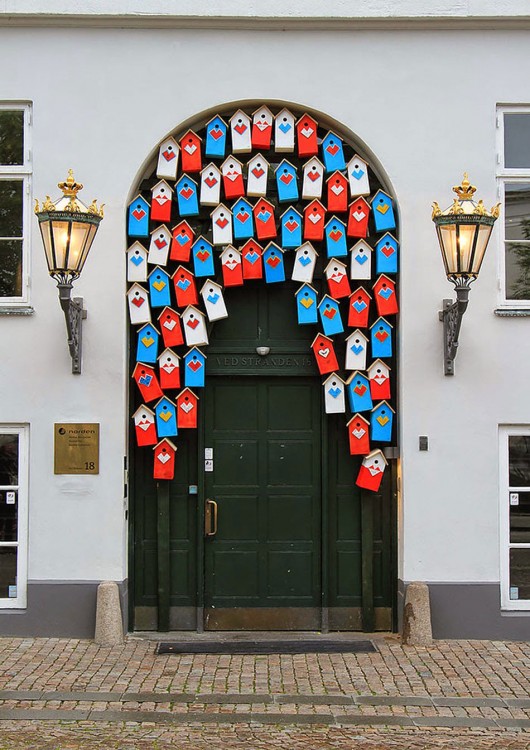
left=205, top=499, right=218, bottom=537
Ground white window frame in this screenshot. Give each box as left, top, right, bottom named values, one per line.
left=499, top=425, right=530, bottom=611
left=0, top=425, right=29, bottom=609
left=0, top=102, right=32, bottom=306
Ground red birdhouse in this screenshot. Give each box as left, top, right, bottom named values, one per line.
left=324, top=259, right=351, bottom=300
left=132, top=363, right=163, bottom=403
left=177, top=388, right=199, bottom=429
left=179, top=130, right=202, bottom=173
left=158, top=348, right=181, bottom=390
left=157, top=307, right=184, bottom=348
left=304, top=200, right=326, bottom=242
left=252, top=105, right=273, bottom=149
left=170, top=221, right=194, bottom=263
left=253, top=198, right=276, bottom=240
left=132, top=405, right=157, bottom=447
left=327, top=171, right=349, bottom=213
left=347, top=197, right=371, bottom=238
left=221, top=156, right=245, bottom=200
left=296, top=113, right=318, bottom=157
left=220, top=246, right=244, bottom=287
left=356, top=449, right=388, bottom=492
left=311, top=333, right=339, bottom=375
left=373, top=274, right=399, bottom=316
left=348, top=287, right=371, bottom=328
left=153, top=439, right=177, bottom=480
left=368, top=359, right=391, bottom=400
left=150, top=180, right=173, bottom=223
left=347, top=414, right=371, bottom=455
left=241, top=239, right=263, bottom=280
left=172, top=266, right=198, bottom=308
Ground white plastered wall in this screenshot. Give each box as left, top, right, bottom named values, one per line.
left=0, top=23, right=529, bottom=587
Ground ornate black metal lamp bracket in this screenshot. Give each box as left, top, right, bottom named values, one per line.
left=438, top=284, right=470, bottom=376
left=57, top=283, right=87, bottom=375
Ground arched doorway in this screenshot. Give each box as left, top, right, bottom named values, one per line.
left=127, top=103, right=398, bottom=632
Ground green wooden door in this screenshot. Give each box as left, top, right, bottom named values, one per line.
left=203, top=376, right=322, bottom=630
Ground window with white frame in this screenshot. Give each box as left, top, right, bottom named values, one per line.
left=0, top=426, right=28, bottom=608
left=0, top=104, right=31, bottom=303
left=500, top=427, right=530, bottom=610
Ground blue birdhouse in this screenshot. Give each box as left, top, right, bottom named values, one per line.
left=318, top=295, right=344, bottom=336
left=372, top=190, right=396, bottom=232
left=232, top=198, right=255, bottom=241
left=204, top=116, right=228, bottom=159
left=346, top=372, right=373, bottom=413
left=295, top=283, right=318, bottom=325
left=263, top=244, right=285, bottom=284
left=280, top=207, right=302, bottom=248
left=324, top=217, right=348, bottom=258
left=370, top=317, right=393, bottom=359
left=370, top=401, right=395, bottom=442
left=175, top=175, right=199, bottom=217
left=155, top=397, right=178, bottom=438
left=184, top=347, right=206, bottom=388
left=192, top=236, right=215, bottom=278
left=275, top=160, right=299, bottom=203
left=375, top=233, right=399, bottom=274
left=136, top=323, right=160, bottom=364
left=148, top=267, right=172, bottom=308
left=321, top=131, right=346, bottom=173
left=128, top=195, right=150, bottom=237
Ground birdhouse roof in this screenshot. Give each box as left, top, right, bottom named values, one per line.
left=345, top=371, right=369, bottom=385
left=192, top=235, right=213, bottom=249
left=370, top=317, right=393, bottom=330
left=171, top=265, right=195, bottom=279
left=155, top=395, right=175, bottom=410
left=322, top=130, right=342, bottom=144
left=150, top=224, right=171, bottom=237
left=221, top=155, right=243, bottom=170
left=205, top=114, right=228, bottom=128
left=368, top=359, right=391, bottom=374
left=220, top=245, right=241, bottom=260
left=373, top=274, right=395, bottom=288
left=158, top=306, right=180, bottom=320
left=129, top=194, right=149, bottom=208
left=178, top=388, right=199, bottom=402
left=151, top=179, right=172, bottom=193
left=351, top=239, right=373, bottom=252
left=311, top=333, right=333, bottom=348
left=153, top=438, right=178, bottom=452
left=176, top=174, right=198, bottom=187
left=296, top=113, right=318, bottom=127
left=318, top=294, right=340, bottom=309
left=326, top=170, right=348, bottom=184
left=324, top=258, right=347, bottom=274
left=232, top=196, right=252, bottom=208
left=275, top=159, right=298, bottom=174
left=159, top=347, right=180, bottom=361
left=323, top=372, right=345, bottom=386
left=148, top=266, right=170, bottom=280
left=200, top=279, right=222, bottom=295
left=172, top=219, right=193, bottom=233
left=376, top=232, right=398, bottom=246
left=229, top=109, right=251, bottom=123
left=280, top=206, right=302, bottom=220
left=132, top=404, right=155, bottom=419
left=304, top=156, right=324, bottom=171
left=210, top=203, right=231, bottom=218
left=350, top=287, right=372, bottom=300
left=241, top=238, right=263, bottom=252
left=127, top=242, right=147, bottom=255
left=137, top=322, right=160, bottom=335
left=305, top=199, right=326, bottom=211
left=296, top=242, right=318, bottom=257
left=264, top=242, right=284, bottom=255
left=276, top=107, right=295, bottom=120
left=346, top=413, right=370, bottom=427
left=184, top=346, right=207, bottom=361
left=325, top=215, right=346, bottom=229
left=371, top=189, right=392, bottom=203
left=247, top=152, right=269, bottom=166
left=371, top=400, right=395, bottom=414
left=132, top=362, right=155, bottom=378
left=127, top=282, right=148, bottom=297
left=180, top=129, right=202, bottom=143
left=252, top=104, right=273, bottom=119
left=348, top=153, right=368, bottom=167
left=295, top=283, right=318, bottom=298
left=345, top=329, right=368, bottom=342
left=200, top=162, right=222, bottom=176
left=159, top=135, right=178, bottom=148
left=363, top=448, right=388, bottom=466
left=182, top=305, right=205, bottom=319
left=350, top=196, right=371, bottom=208
left=254, top=197, right=274, bottom=210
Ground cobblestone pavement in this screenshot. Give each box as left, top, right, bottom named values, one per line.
left=0, top=635, right=527, bottom=748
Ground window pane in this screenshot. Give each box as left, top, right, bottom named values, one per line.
left=505, top=242, right=530, bottom=300
left=0, top=490, right=17, bottom=542
left=504, top=114, right=530, bottom=169
left=0, top=435, right=18, bottom=485
left=508, top=435, right=530, bottom=486
left=0, top=110, right=23, bottom=166
left=0, top=547, right=17, bottom=598
left=510, top=491, right=530, bottom=544
left=0, top=240, right=22, bottom=297
left=509, top=548, right=530, bottom=600
left=0, top=180, right=23, bottom=237
left=505, top=183, right=530, bottom=241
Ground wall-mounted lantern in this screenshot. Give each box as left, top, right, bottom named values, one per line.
left=432, top=174, right=499, bottom=375
left=35, top=171, right=104, bottom=374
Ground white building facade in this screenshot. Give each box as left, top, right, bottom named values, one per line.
left=0, top=1, right=529, bottom=638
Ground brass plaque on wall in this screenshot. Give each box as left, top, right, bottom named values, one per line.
left=54, top=423, right=100, bottom=475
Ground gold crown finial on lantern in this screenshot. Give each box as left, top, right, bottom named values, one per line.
left=58, top=170, right=84, bottom=212
left=452, top=172, right=477, bottom=201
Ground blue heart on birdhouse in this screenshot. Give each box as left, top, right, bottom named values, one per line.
left=328, top=387, right=341, bottom=399
left=257, top=210, right=271, bottom=222
left=245, top=251, right=259, bottom=264
left=177, top=278, right=191, bottom=291
left=207, top=293, right=220, bottom=304
left=351, top=344, right=364, bottom=355
left=131, top=256, right=144, bottom=266
left=279, top=122, right=291, bottom=133
left=379, top=287, right=393, bottom=299
left=353, top=300, right=367, bottom=312
left=139, top=374, right=152, bottom=386
left=351, top=168, right=365, bottom=180
left=299, top=256, right=312, bottom=267
left=355, top=255, right=368, bottom=265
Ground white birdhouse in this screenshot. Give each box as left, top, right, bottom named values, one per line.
left=181, top=305, right=208, bottom=347
left=323, top=373, right=346, bottom=414
left=127, top=242, right=148, bottom=282
left=345, top=329, right=369, bottom=371
left=200, top=280, right=228, bottom=322
left=347, top=154, right=371, bottom=197
left=350, top=239, right=373, bottom=280
left=274, top=108, right=296, bottom=152
left=230, top=109, right=252, bottom=153
left=211, top=203, right=233, bottom=246
left=127, top=283, right=151, bottom=325
left=247, top=154, right=269, bottom=197
left=200, top=162, right=222, bottom=206
left=291, top=242, right=318, bottom=283
left=148, top=225, right=172, bottom=266
left=156, top=136, right=179, bottom=180
left=302, top=157, right=325, bottom=200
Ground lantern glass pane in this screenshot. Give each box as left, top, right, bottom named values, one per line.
left=438, top=224, right=458, bottom=274
left=68, top=221, right=92, bottom=273
left=471, top=224, right=493, bottom=275
left=456, top=224, right=477, bottom=274
left=77, top=223, right=98, bottom=274
left=38, top=219, right=54, bottom=272
left=50, top=220, right=71, bottom=270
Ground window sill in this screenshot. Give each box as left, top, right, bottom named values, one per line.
left=494, top=308, right=530, bottom=317
left=0, top=306, right=34, bottom=316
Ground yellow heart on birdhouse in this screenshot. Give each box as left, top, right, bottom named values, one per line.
left=141, top=336, right=154, bottom=347
left=153, top=280, right=167, bottom=291
left=376, top=415, right=389, bottom=426
left=159, top=410, right=172, bottom=422
left=300, top=297, right=314, bottom=309
left=376, top=203, right=389, bottom=215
